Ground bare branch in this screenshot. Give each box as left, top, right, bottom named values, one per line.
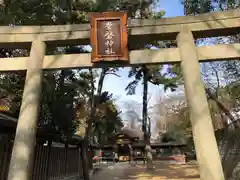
left=105, top=72, right=121, bottom=77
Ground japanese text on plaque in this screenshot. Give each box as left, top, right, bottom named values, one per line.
left=104, top=22, right=115, bottom=55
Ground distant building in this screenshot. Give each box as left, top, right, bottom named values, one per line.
left=0, top=98, right=10, bottom=112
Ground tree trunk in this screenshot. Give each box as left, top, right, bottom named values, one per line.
left=142, top=67, right=153, bottom=169
left=86, top=68, right=107, bottom=139
left=82, top=68, right=108, bottom=176
left=206, top=88, right=239, bottom=128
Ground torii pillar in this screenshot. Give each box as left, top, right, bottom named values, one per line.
left=177, top=29, right=225, bottom=180
left=7, top=40, right=45, bottom=180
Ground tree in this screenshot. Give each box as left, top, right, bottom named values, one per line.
left=67, top=0, right=165, bottom=173
left=180, top=2, right=240, bottom=178
left=124, top=4, right=179, bottom=167
left=90, top=91, right=123, bottom=144
left=154, top=95, right=191, bottom=144
left=1, top=0, right=163, bottom=177
left=182, top=0, right=240, bottom=126
left=125, top=66, right=179, bottom=169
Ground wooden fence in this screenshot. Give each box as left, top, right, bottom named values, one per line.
left=0, top=136, right=82, bottom=180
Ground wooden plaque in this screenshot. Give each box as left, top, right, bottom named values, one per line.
left=90, top=12, right=129, bottom=63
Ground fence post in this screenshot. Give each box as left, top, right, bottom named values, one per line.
left=1, top=137, right=12, bottom=179
left=45, top=141, right=52, bottom=180
left=78, top=145, right=82, bottom=178
left=65, top=144, right=68, bottom=176
left=31, top=141, right=39, bottom=180
left=176, top=29, right=225, bottom=180
left=76, top=145, right=80, bottom=178
left=80, top=140, right=90, bottom=180
left=7, top=40, right=45, bottom=180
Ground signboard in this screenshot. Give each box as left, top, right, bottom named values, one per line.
left=90, top=12, right=129, bottom=63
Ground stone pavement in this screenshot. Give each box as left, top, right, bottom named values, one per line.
left=91, top=161, right=200, bottom=180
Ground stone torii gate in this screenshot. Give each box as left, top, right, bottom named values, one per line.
left=0, top=9, right=239, bottom=180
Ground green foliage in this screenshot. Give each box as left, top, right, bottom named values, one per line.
left=184, top=0, right=240, bottom=116
left=161, top=131, right=186, bottom=144
left=92, top=91, right=123, bottom=144
left=183, top=0, right=240, bottom=15
left=183, top=0, right=213, bottom=15
left=0, top=0, right=138, bottom=141
left=0, top=0, right=173, bottom=175
left=125, top=65, right=179, bottom=95
left=0, top=71, right=26, bottom=117
left=125, top=5, right=180, bottom=95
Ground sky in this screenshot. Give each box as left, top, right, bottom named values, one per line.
left=99, top=0, right=185, bottom=115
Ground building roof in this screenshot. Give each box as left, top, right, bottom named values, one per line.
left=0, top=98, right=11, bottom=112
left=132, top=142, right=187, bottom=149
left=118, top=128, right=144, bottom=139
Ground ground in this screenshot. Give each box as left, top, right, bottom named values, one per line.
left=91, top=161, right=200, bottom=180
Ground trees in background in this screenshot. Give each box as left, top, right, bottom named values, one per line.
left=0, top=0, right=167, bottom=177
left=183, top=0, right=240, bottom=121
left=182, top=2, right=240, bottom=177
left=154, top=95, right=191, bottom=144
left=154, top=1, right=240, bottom=143
left=150, top=3, right=240, bottom=176
left=1, top=0, right=239, bottom=178
left=124, top=7, right=179, bottom=168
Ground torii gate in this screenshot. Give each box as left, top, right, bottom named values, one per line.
left=0, top=9, right=240, bottom=180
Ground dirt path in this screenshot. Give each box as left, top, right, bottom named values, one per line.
left=91, top=163, right=132, bottom=180
left=91, top=161, right=200, bottom=180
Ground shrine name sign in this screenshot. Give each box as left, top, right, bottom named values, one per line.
left=90, top=12, right=129, bottom=63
